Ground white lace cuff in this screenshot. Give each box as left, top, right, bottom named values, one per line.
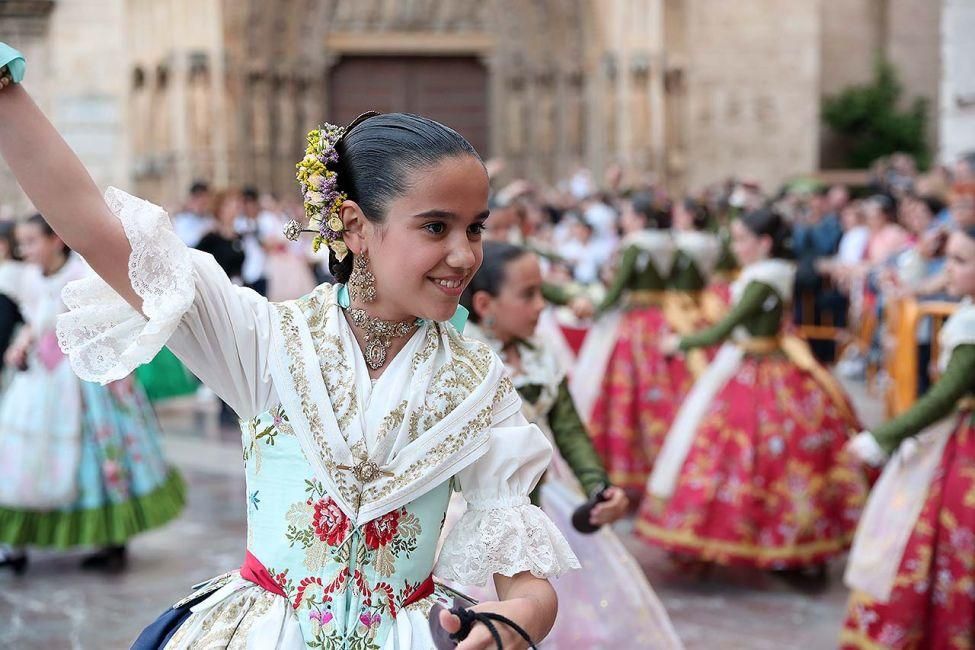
left=56, top=187, right=195, bottom=383
left=435, top=503, right=579, bottom=586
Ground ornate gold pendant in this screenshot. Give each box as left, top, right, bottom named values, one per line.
left=364, top=338, right=388, bottom=370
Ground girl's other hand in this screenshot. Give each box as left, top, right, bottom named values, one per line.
left=590, top=486, right=629, bottom=525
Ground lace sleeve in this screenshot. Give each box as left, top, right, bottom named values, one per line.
left=57, top=188, right=195, bottom=383
left=57, top=188, right=277, bottom=418
left=435, top=412, right=579, bottom=586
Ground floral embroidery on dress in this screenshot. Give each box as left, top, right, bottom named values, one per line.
left=277, top=479, right=426, bottom=649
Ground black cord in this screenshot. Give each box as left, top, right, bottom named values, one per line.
left=448, top=607, right=538, bottom=649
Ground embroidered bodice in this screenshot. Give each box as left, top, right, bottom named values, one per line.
left=242, top=403, right=454, bottom=646
left=465, top=324, right=609, bottom=500
left=599, top=230, right=676, bottom=311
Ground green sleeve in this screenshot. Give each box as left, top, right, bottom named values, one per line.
left=873, top=344, right=975, bottom=454
left=546, top=379, right=610, bottom=496
left=541, top=282, right=571, bottom=306
left=679, top=281, right=774, bottom=350
left=597, top=246, right=638, bottom=313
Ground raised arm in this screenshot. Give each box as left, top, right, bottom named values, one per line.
left=0, top=79, right=138, bottom=307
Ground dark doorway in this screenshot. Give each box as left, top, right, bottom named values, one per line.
left=328, top=56, right=489, bottom=157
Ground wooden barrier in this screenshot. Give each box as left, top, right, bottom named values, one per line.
left=884, top=297, right=958, bottom=417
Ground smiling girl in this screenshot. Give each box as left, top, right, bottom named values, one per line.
left=0, top=46, right=576, bottom=650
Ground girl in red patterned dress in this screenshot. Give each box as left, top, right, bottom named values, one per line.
left=636, top=208, right=868, bottom=575
left=571, top=192, right=693, bottom=497
left=841, top=225, right=975, bottom=649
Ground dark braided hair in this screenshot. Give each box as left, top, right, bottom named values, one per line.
left=459, top=241, right=531, bottom=324
left=327, top=113, right=481, bottom=282
left=629, top=191, right=669, bottom=230
left=738, top=207, right=794, bottom=260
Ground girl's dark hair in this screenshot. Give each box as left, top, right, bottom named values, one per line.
left=739, top=207, right=794, bottom=260
left=328, top=112, right=482, bottom=282
left=0, top=221, right=20, bottom=261
left=681, top=198, right=711, bottom=231
left=459, top=241, right=530, bottom=324
left=629, top=191, right=669, bottom=230
left=25, top=213, right=71, bottom=255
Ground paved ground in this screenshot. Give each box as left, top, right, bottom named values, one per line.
left=0, top=376, right=882, bottom=649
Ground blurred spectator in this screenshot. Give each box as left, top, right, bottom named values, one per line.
left=863, top=195, right=910, bottom=265
left=793, top=187, right=844, bottom=361
left=561, top=218, right=610, bottom=285
left=948, top=182, right=975, bottom=228
left=196, top=190, right=245, bottom=285
left=237, top=186, right=273, bottom=296
left=172, top=181, right=213, bottom=247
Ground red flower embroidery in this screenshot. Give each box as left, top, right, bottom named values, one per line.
left=363, top=509, right=400, bottom=549
left=312, top=498, right=350, bottom=546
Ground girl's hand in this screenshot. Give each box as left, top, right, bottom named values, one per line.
left=4, top=339, right=28, bottom=370
left=590, top=486, right=628, bottom=525
left=439, top=598, right=539, bottom=650
left=568, top=296, right=594, bottom=320
left=660, top=334, right=681, bottom=356
left=845, top=431, right=888, bottom=467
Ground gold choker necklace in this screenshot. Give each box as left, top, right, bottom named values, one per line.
left=347, top=308, right=420, bottom=370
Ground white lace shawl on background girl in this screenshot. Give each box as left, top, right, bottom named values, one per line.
left=845, top=298, right=975, bottom=602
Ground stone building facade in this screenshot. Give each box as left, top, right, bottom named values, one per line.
left=0, top=0, right=950, bottom=212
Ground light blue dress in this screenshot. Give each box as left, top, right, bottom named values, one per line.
left=0, top=255, right=183, bottom=548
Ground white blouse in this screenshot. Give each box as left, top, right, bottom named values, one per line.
left=56, top=188, right=579, bottom=587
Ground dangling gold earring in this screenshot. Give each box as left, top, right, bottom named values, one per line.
left=348, top=253, right=377, bottom=303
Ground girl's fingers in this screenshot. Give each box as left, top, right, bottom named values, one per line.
left=438, top=608, right=461, bottom=634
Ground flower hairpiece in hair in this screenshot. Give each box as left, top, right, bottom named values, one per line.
left=286, top=123, right=349, bottom=259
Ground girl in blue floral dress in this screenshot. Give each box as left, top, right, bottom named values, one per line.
left=0, top=45, right=577, bottom=649
left=0, top=215, right=184, bottom=573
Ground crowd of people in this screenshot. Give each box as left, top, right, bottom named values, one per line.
left=2, top=38, right=975, bottom=649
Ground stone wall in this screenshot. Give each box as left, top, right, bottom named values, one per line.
left=681, top=0, right=821, bottom=191
left=940, top=0, right=975, bottom=163
left=0, top=0, right=128, bottom=215
left=0, top=0, right=956, bottom=213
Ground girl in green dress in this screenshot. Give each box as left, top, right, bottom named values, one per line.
left=460, top=240, right=684, bottom=649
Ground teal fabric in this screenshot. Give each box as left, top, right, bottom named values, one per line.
left=241, top=406, right=454, bottom=645
left=336, top=283, right=468, bottom=333
left=0, top=378, right=184, bottom=547
left=0, top=44, right=25, bottom=83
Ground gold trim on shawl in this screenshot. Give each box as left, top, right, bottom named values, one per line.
left=735, top=337, right=781, bottom=355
